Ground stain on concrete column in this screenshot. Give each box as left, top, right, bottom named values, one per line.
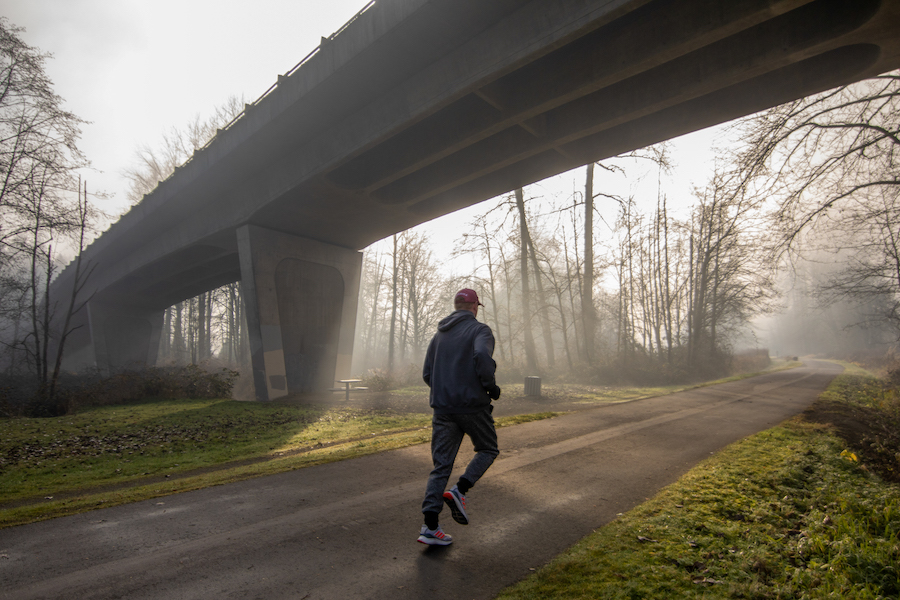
left=237, top=225, right=362, bottom=401
left=276, top=259, right=344, bottom=393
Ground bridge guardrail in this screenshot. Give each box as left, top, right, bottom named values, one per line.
left=207, top=1, right=377, bottom=147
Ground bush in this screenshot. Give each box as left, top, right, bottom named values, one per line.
left=569, top=347, right=770, bottom=387
left=80, top=365, right=239, bottom=407
left=360, top=368, right=395, bottom=392
left=0, top=375, right=69, bottom=419
left=730, top=349, right=771, bottom=374
left=359, top=363, right=424, bottom=392
left=0, top=364, right=240, bottom=418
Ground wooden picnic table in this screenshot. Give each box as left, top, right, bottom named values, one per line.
left=330, top=379, right=367, bottom=402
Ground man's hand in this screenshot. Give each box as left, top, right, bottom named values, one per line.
left=487, top=384, right=501, bottom=400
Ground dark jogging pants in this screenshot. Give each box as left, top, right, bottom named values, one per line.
left=422, top=407, right=499, bottom=515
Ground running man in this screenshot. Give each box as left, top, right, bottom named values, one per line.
left=418, top=288, right=501, bottom=545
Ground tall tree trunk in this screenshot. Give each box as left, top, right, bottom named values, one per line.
left=652, top=209, right=664, bottom=359
left=365, top=260, right=385, bottom=366
left=662, top=199, right=673, bottom=365
left=227, top=284, right=237, bottom=363
left=498, top=245, right=516, bottom=365
left=205, top=291, right=213, bottom=360
left=527, top=235, right=556, bottom=368
left=687, top=232, right=695, bottom=365
left=174, top=302, right=185, bottom=364
left=515, top=187, right=539, bottom=374
left=567, top=208, right=584, bottom=359
left=480, top=221, right=506, bottom=362
left=197, top=292, right=207, bottom=362
left=399, top=264, right=409, bottom=364
left=561, top=221, right=582, bottom=363
left=388, top=234, right=398, bottom=372
left=582, top=162, right=596, bottom=362
left=162, top=307, right=172, bottom=361
left=554, top=283, right=575, bottom=371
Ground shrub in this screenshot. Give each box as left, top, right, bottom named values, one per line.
left=361, top=368, right=395, bottom=392
left=730, top=348, right=771, bottom=374
left=0, top=365, right=240, bottom=418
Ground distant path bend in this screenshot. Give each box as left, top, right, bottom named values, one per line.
left=0, top=360, right=842, bottom=600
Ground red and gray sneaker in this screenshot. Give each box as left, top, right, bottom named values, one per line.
left=442, top=485, right=469, bottom=525
left=417, top=524, right=453, bottom=545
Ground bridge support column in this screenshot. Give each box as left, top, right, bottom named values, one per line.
left=237, top=225, right=362, bottom=401
left=69, top=301, right=163, bottom=374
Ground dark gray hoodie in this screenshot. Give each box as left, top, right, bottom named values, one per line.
left=422, top=310, right=497, bottom=414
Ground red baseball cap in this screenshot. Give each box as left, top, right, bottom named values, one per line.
left=455, top=288, right=483, bottom=306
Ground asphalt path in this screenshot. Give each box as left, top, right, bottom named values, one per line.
left=0, top=360, right=842, bottom=600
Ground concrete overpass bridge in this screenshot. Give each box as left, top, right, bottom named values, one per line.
left=53, top=0, right=900, bottom=400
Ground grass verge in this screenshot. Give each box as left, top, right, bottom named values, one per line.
left=0, top=397, right=556, bottom=528
left=495, top=369, right=900, bottom=600
left=496, top=358, right=802, bottom=407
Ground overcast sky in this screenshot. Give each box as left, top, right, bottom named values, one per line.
left=1, top=0, right=727, bottom=264
left=0, top=0, right=369, bottom=215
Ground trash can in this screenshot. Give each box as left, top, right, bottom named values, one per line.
left=524, top=376, right=541, bottom=397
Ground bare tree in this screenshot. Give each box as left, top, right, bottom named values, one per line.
left=685, top=171, right=775, bottom=367
left=735, top=70, right=900, bottom=334
left=453, top=214, right=509, bottom=361
left=813, top=190, right=900, bottom=334
left=737, top=72, right=900, bottom=246
left=388, top=234, right=398, bottom=372
left=397, top=231, right=444, bottom=358
left=123, top=96, right=243, bottom=205
left=582, top=163, right=596, bottom=362
left=0, top=20, right=95, bottom=407
left=47, top=180, right=96, bottom=403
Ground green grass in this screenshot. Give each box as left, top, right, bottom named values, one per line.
left=0, top=397, right=558, bottom=527
left=0, top=399, right=431, bottom=504
left=495, top=371, right=900, bottom=600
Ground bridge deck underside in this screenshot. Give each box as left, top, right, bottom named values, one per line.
left=77, top=0, right=899, bottom=313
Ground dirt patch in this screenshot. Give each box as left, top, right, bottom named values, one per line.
left=802, top=399, right=876, bottom=449
left=802, top=397, right=900, bottom=484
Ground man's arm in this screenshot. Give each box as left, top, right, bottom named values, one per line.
left=422, top=336, right=436, bottom=387
left=473, top=325, right=500, bottom=399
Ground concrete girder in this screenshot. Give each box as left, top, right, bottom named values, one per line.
left=327, top=0, right=820, bottom=192
left=407, top=43, right=882, bottom=222
left=344, top=0, right=882, bottom=208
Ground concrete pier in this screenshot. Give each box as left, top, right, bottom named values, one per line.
left=237, top=225, right=361, bottom=400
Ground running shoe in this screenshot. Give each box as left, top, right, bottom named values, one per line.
left=442, top=485, right=469, bottom=525
left=417, top=524, right=453, bottom=545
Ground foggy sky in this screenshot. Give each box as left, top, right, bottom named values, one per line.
left=0, top=0, right=369, bottom=217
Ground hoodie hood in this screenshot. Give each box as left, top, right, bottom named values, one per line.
left=438, top=310, right=474, bottom=332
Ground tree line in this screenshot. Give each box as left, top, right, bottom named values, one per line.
left=353, top=147, right=778, bottom=383
left=0, top=19, right=96, bottom=405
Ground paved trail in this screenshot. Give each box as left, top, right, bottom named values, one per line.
left=0, top=360, right=841, bottom=600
